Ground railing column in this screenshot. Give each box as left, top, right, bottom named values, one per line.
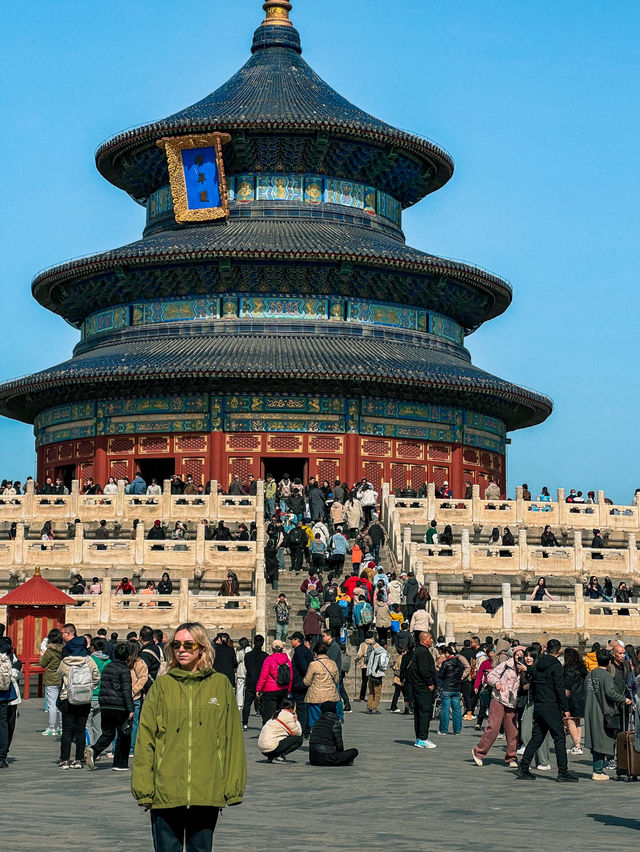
left=73, top=522, right=84, bottom=564
left=515, top=485, right=525, bottom=524
left=14, top=522, right=25, bottom=567
left=24, top=478, right=34, bottom=518
left=427, top=482, right=436, bottom=524
left=116, top=479, right=126, bottom=519
left=256, top=479, right=264, bottom=523
left=518, top=527, right=528, bottom=574
left=628, top=532, right=638, bottom=576
left=574, top=528, right=582, bottom=574
left=100, top=578, right=112, bottom=623
left=575, top=582, right=585, bottom=629
left=178, top=577, right=189, bottom=622
left=461, top=527, right=470, bottom=574
left=471, top=484, right=481, bottom=525
left=135, top=522, right=145, bottom=566
left=381, top=481, right=390, bottom=527
left=162, top=480, right=171, bottom=518
left=70, top=479, right=79, bottom=519
left=597, top=489, right=606, bottom=506
left=385, top=494, right=396, bottom=534
left=501, top=582, right=512, bottom=630
left=436, top=597, right=446, bottom=639
left=409, top=542, right=418, bottom=577
left=211, top=481, right=219, bottom=521
left=196, top=521, right=205, bottom=566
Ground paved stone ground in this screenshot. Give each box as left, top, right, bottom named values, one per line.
left=5, top=697, right=640, bottom=851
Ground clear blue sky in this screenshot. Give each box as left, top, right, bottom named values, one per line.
left=1, top=1, right=638, bottom=501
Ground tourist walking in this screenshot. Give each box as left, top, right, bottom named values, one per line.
left=242, top=635, right=268, bottom=730
left=256, top=639, right=293, bottom=723
left=472, top=646, right=524, bottom=767
left=365, top=637, right=390, bottom=714
left=438, top=645, right=464, bottom=735
left=563, top=647, right=587, bottom=754
left=235, top=637, right=251, bottom=710
left=406, top=631, right=437, bottom=749
left=85, top=642, right=134, bottom=771
left=132, top=621, right=246, bottom=851
left=38, top=628, right=63, bottom=735
left=0, top=636, right=21, bottom=768
left=584, top=648, right=631, bottom=781
left=516, top=639, right=579, bottom=781
left=517, top=646, right=551, bottom=769
left=57, top=625, right=100, bottom=769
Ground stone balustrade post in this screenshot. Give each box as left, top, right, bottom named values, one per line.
left=557, top=488, right=566, bottom=524
left=24, top=477, right=34, bottom=518
left=415, top=559, right=424, bottom=585
left=256, top=479, right=264, bottom=523
left=518, top=527, right=528, bottom=574
left=210, top=481, right=219, bottom=520
left=116, top=479, right=126, bottom=518
left=70, top=478, right=79, bottom=519
left=403, top=525, right=412, bottom=573
left=73, top=522, right=84, bottom=564
left=385, top=495, right=396, bottom=533
left=162, top=480, right=171, bottom=518
left=100, top=577, right=112, bottom=623
left=575, top=582, right=585, bottom=629
left=196, top=521, right=205, bottom=566
left=392, top=512, right=402, bottom=562
left=409, top=542, right=417, bottom=576
left=178, top=577, right=189, bottom=623
left=436, top=596, right=446, bottom=639
left=427, top=482, right=436, bottom=523
left=13, top=522, right=24, bottom=567
left=135, top=521, right=145, bottom=566
left=501, top=582, right=512, bottom=630
left=471, top=484, right=481, bottom=524
left=574, top=528, right=582, bottom=573
left=461, top=527, right=470, bottom=574
left=381, top=481, right=390, bottom=526
left=597, top=490, right=606, bottom=507
left=515, top=485, right=525, bottom=524
left=557, top=488, right=565, bottom=503
left=628, top=532, right=638, bottom=576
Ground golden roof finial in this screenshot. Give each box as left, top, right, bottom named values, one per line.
left=34, top=565, right=41, bottom=576
left=261, top=0, right=292, bottom=27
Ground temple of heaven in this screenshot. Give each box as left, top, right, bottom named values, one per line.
left=0, top=0, right=551, bottom=495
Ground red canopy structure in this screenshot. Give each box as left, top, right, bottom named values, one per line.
left=0, top=568, right=76, bottom=698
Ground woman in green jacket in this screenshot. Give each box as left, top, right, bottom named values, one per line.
left=132, top=621, right=246, bottom=851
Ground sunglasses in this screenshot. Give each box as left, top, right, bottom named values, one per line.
left=170, top=640, right=202, bottom=652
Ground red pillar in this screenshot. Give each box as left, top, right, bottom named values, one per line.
left=344, top=432, right=359, bottom=489
left=94, top=440, right=107, bottom=489
left=451, top=444, right=464, bottom=499
left=211, top=431, right=225, bottom=484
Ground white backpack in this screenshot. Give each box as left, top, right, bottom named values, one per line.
left=67, top=661, right=93, bottom=705
left=0, top=653, right=12, bottom=691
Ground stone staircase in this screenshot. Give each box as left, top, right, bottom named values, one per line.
left=264, top=542, right=401, bottom=702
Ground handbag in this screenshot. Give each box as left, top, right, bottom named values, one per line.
left=120, top=717, right=134, bottom=736
left=591, top=672, right=621, bottom=734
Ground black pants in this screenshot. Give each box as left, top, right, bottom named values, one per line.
left=151, top=806, right=219, bottom=852
left=358, top=669, right=368, bottom=701
left=412, top=686, right=435, bottom=742
left=260, top=690, right=288, bottom=724
left=339, top=675, right=351, bottom=711
left=290, top=546, right=304, bottom=573
left=263, top=735, right=304, bottom=761
left=60, top=700, right=90, bottom=762
left=390, top=683, right=404, bottom=711
left=241, top=687, right=257, bottom=726
left=0, top=702, right=9, bottom=759
left=521, top=707, right=568, bottom=773
left=376, top=627, right=389, bottom=646
left=91, top=708, right=131, bottom=768
left=477, top=687, right=491, bottom=726
left=461, top=680, right=474, bottom=713
left=309, top=747, right=359, bottom=766
left=291, top=691, right=309, bottom=735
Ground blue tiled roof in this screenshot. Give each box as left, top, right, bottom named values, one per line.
left=95, top=23, right=453, bottom=205
left=32, top=219, right=511, bottom=329
left=0, top=329, right=552, bottom=430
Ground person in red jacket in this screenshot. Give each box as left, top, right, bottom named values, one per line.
left=256, top=640, right=293, bottom=723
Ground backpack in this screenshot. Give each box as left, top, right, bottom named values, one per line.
left=360, top=602, right=373, bottom=624
left=288, top=527, right=304, bottom=547
left=324, top=583, right=338, bottom=604
left=305, top=587, right=319, bottom=609
left=0, top=653, right=12, bottom=691
left=276, top=661, right=290, bottom=687
left=275, top=601, right=289, bottom=624
left=309, top=595, right=321, bottom=612
left=368, top=646, right=390, bottom=678
left=67, top=661, right=93, bottom=705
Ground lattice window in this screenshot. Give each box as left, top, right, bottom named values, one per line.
left=139, top=436, right=169, bottom=454
left=182, top=457, right=205, bottom=485
left=108, top=437, right=135, bottom=454
left=409, top=465, right=427, bottom=489
left=480, top=452, right=492, bottom=469
left=363, top=461, right=384, bottom=491
left=229, top=458, right=253, bottom=483
left=478, top=473, right=491, bottom=497
left=464, top=469, right=476, bottom=485
left=109, top=459, right=129, bottom=482
left=226, top=434, right=261, bottom=451
left=45, top=446, right=57, bottom=464
left=79, top=461, right=94, bottom=482
left=309, top=435, right=342, bottom=453
left=267, top=435, right=302, bottom=452
left=463, top=448, right=479, bottom=464
left=361, top=439, right=391, bottom=457
left=428, top=444, right=451, bottom=461
left=175, top=434, right=207, bottom=452
left=391, top=464, right=408, bottom=490
left=493, top=455, right=503, bottom=473
left=58, top=443, right=74, bottom=461
left=395, top=441, right=423, bottom=460
left=75, top=440, right=94, bottom=457
left=45, top=467, right=55, bottom=481
left=431, top=465, right=449, bottom=488
left=316, top=458, right=339, bottom=484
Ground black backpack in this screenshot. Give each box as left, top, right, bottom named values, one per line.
left=276, top=662, right=290, bottom=687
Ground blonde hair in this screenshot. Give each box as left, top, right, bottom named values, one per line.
left=165, top=621, right=215, bottom=672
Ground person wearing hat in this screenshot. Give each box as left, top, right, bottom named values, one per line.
left=256, top=640, right=293, bottom=724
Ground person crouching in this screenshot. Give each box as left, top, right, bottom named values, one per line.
left=308, top=701, right=358, bottom=767
left=257, top=698, right=303, bottom=763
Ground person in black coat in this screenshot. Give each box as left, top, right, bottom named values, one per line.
left=324, top=601, right=344, bottom=638
left=406, top=631, right=437, bottom=747
left=242, top=635, right=268, bottom=729
left=563, top=647, right=587, bottom=753
left=290, top=632, right=313, bottom=736
left=309, top=701, right=358, bottom=766
left=212, top=633, right=237, bottom=687
left=517, top=638, right=578, bottom=781
left=85, top=642, right=134, bottom=770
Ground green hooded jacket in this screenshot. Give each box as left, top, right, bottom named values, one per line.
left=131, top=667, right=246, bottom=810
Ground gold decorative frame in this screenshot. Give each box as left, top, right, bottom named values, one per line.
left=157, top=133, right=232, bottom=223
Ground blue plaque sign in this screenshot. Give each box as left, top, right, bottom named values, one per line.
left=157, top=133, right=231, bottom=223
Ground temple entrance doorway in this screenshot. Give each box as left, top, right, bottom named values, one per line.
left=136, top=458, right=175, bottom=486
left=261, top=457, right=308, bottom=485
left=56, top=465, right=76, bottom=491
